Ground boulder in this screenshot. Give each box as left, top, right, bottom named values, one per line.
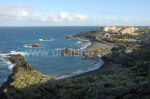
left=43, top=38, right=51, bottom=40
left=31, top=44, right=41, bottom=48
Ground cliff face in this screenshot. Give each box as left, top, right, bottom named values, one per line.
left=0, top=54, right=52, bottom=98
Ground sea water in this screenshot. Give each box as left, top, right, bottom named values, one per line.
left=0, top=26, right=103, bottom=85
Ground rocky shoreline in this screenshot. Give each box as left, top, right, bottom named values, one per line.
left=0, top=29, right=150, bottom=98
left=0, top=54, right=52, bottom=98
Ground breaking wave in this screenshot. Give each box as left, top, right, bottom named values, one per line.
left=76, top=39, right=91, bottom=50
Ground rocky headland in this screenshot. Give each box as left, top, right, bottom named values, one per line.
left=0, top=54, right=52, bottom=98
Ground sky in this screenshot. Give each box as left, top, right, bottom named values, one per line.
left=0, top=0, right=150, bottom=26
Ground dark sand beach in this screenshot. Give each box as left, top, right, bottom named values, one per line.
left=77, top=40, right=124, bottom=77
left=85, top=40, right=113, bottom=50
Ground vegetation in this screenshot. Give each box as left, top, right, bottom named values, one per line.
left=1, top=64, right=149, bottom=99
left=102, top=28, right=150, bottom=69
left=0, top=28, right=150, bottom=99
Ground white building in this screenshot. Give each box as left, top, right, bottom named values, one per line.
left=101, top=26, right=116, bottom=32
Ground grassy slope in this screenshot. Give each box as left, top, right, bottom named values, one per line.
left=4, top=64, right=149, bottom=99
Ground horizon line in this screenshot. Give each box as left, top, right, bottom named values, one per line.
left=0, top=25, right=150, bottom=27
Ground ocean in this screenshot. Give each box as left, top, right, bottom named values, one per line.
left=0, top=26, right=104, bottom=85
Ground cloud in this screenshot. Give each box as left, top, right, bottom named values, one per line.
left=54, top=12, right=86, bottom=21
left=91, top=17, right=130, bottom=23
left=30, top=12, right=87, bottom=22
left=0, top=5, right=87, bottom=22
left=0, top=5, right=32, bottom=20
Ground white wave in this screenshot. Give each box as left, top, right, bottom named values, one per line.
left=23, top=44, right=42, bottom=48
left=80, top=42, right=91, bottom=50
left=23, top=45, right=33, bottom=48
left=55, top=75, right=70, bottom=79
left=54, top=48, right=64, bottom=51
left=0, top=55, right=15, bottom=71
left=76, top=39, right=91, bottom=50
left=77, top=39, right=90, bottom=44
left=56, top=56, right=104, bottom=80
left=5, top=61, right=15, bottom=71
left=9, top=51, right=29, bottom=56
left=39, top=38, right=54, bottom=41
left=0, top=51, right=29, bottom=57
left=0, top=57, right=13, bottom=86
left=0, top=50, right=31, bottom=72
left=0, top=51, right=29, bottom=85
left=72, top=70, right=84, bottom=75
left=76, top=41, right=82, bottom=44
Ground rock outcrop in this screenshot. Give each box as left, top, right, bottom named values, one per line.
left=25, top=44, right=42, bottom=48
left=42, top=38, right=52, bottom=41
left=6, top=54, right=34, bottom=72
left=65, top=35, right=78, bottom=40
left=61, top=48, right=80, bottom=56
left=0, top=54, right=52, bottom=99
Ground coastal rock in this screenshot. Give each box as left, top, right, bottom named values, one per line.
left=6, top=54, right=34, bottom=72
left=65, top=35, right=79, bottom=40
left=43, top=38, right=50, bottom=40
left=83, top=55, right=90, bottom=59
left=92, top=62, right=97, bottom=65
left=65, top=35, right=73, bottom=40
left=39, top=37, right=53, bottom=41
left=43, top=38, right=51, bottom=40
left=61, top=48, right=80, bottom=56
left=30, top=44, right=41, bottom=48
left=73, top=31, right=100, bottom=39
left=65, top=31, right=101, bottom=40
left=25, top=43, right=42, bottom=48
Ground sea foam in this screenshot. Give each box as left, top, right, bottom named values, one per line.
left=39, top=38, right=54, bottom=41
left=0, top=51, right=29, bottom=71
left=76, top=39, right=91, bottom=50
left=0, top=51, right=29, bottom=57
